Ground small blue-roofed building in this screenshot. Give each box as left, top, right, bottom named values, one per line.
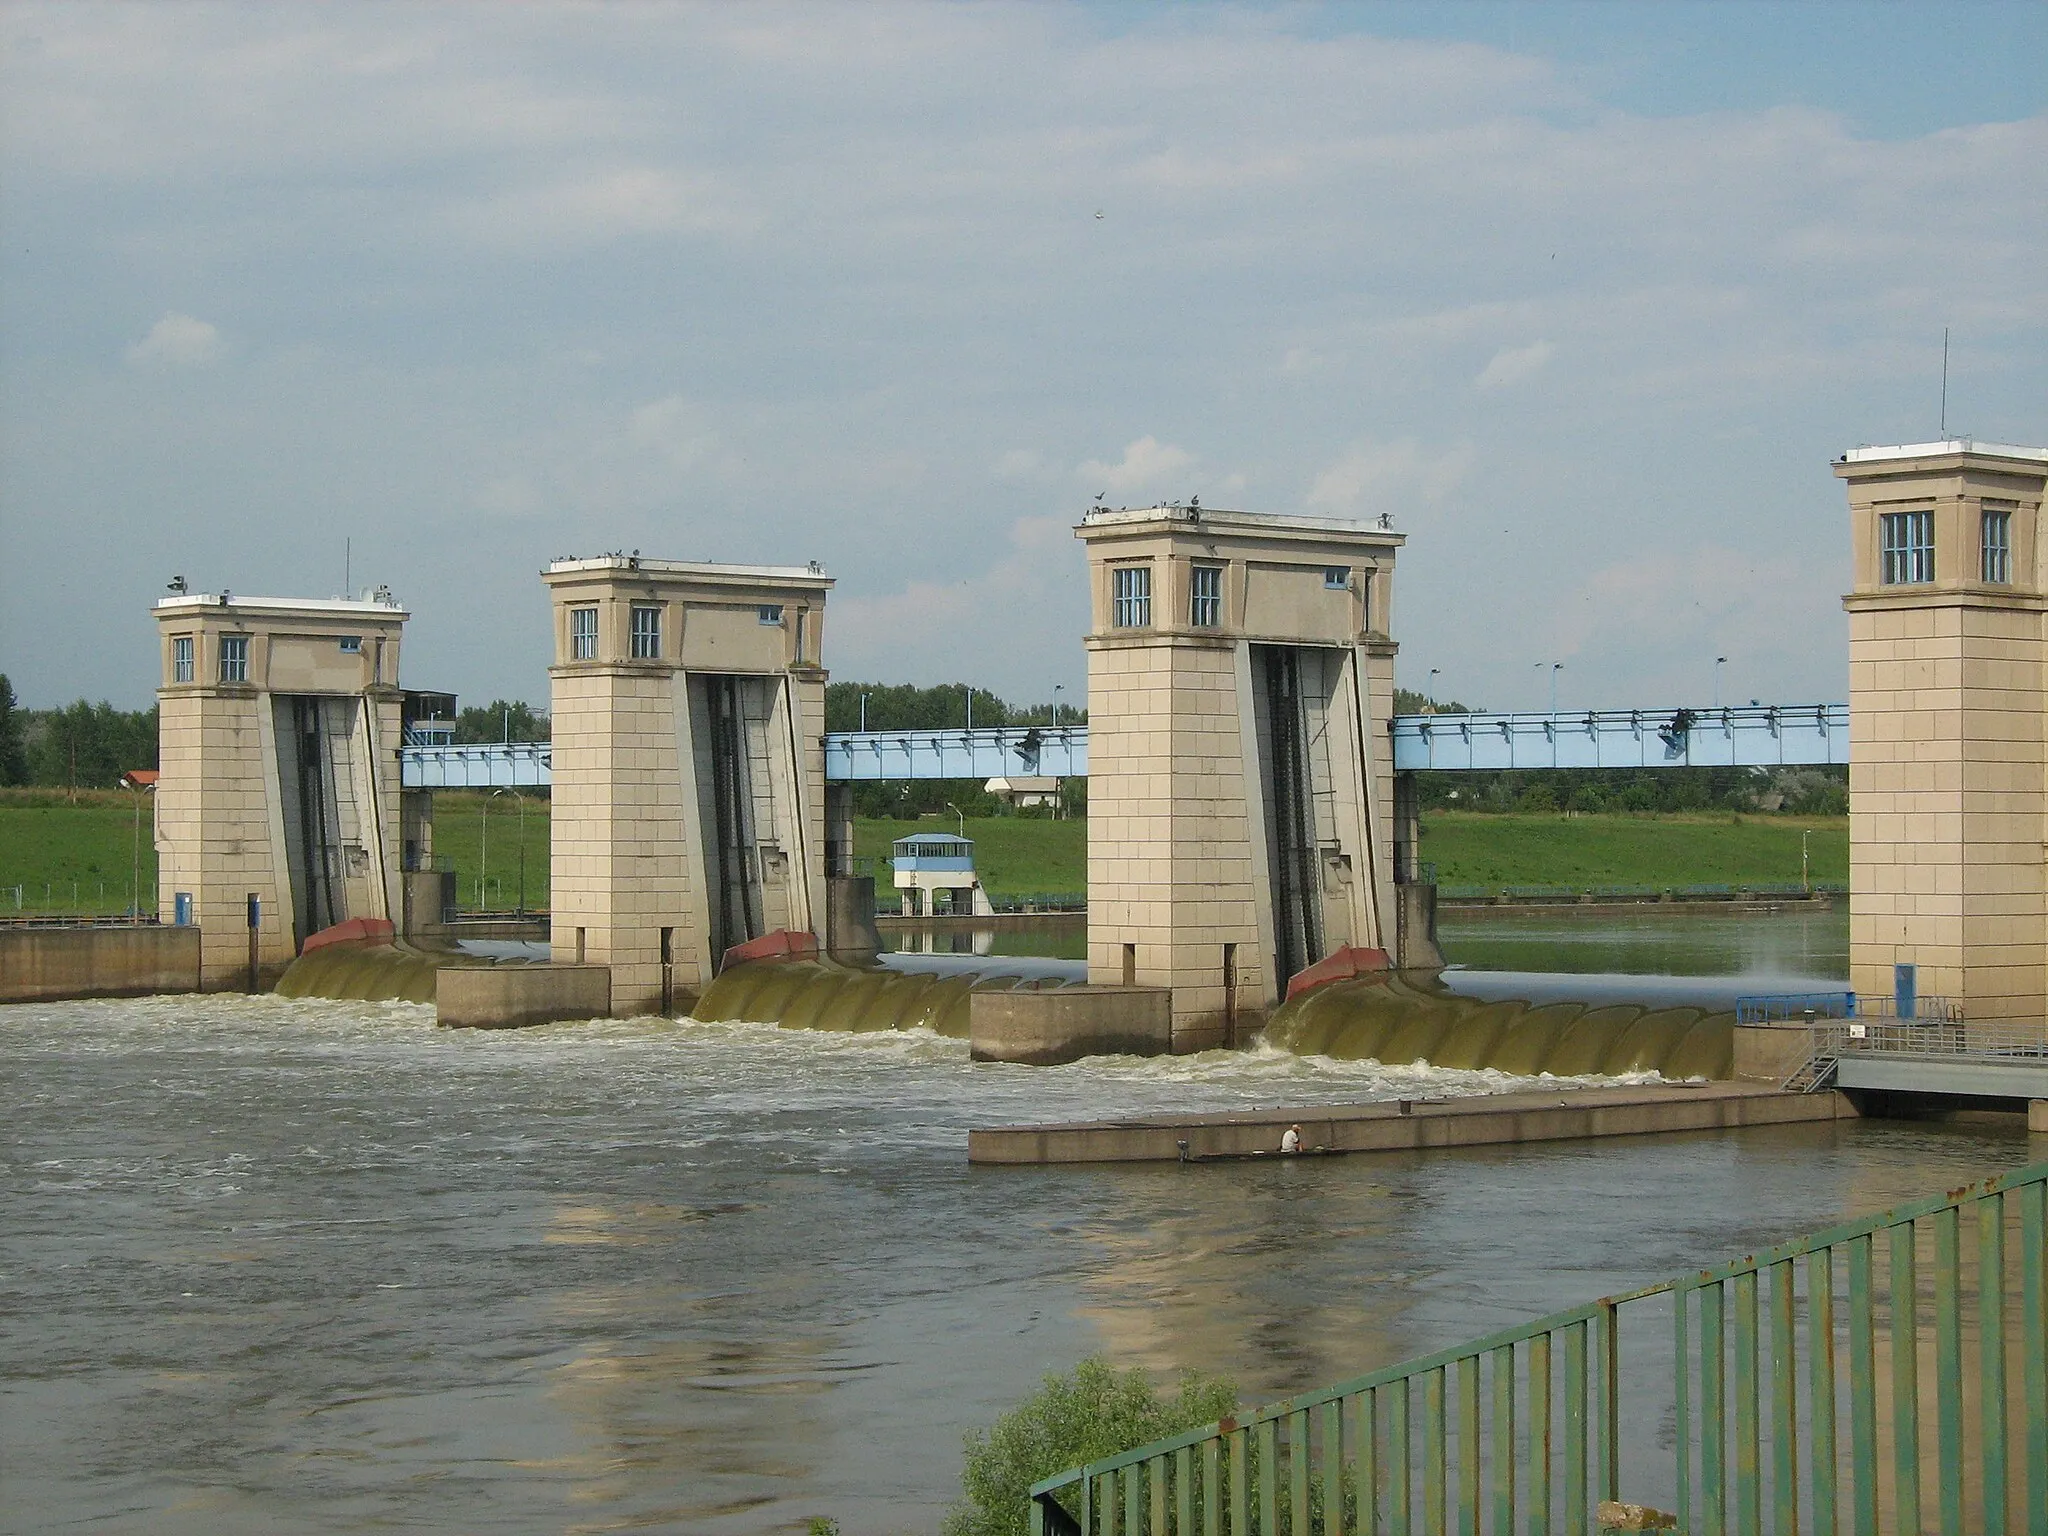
left=891, top=833, right=994, bottom=917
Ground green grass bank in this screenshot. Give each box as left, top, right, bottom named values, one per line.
left=0, top=791, right=1847, bottom=916
left=1419, top=811, right=1847, bottom=892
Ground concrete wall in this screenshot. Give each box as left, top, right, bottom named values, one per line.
left=0, top=925, right=202, bottom=1003
left=436, top=964, right=611, bottom=1029
left=1732, top=1023, right=1822, bottom=1084
left=1838, top=444, right=2048, bottom=1029
left=970, top=985, right=1172, bottom=1065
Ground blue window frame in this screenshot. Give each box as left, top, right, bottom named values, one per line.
left=1190, top=564, right=1222, bottom=627
left=1112, top=565, right=1151, bottom=628
left=1880, top=510, right=1933, bottom=585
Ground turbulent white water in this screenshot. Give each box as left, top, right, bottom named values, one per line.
left=5, top=991, right=2026, bottom=1533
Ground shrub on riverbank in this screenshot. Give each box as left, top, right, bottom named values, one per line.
left=945, top=1357, right=1238, bottom=1536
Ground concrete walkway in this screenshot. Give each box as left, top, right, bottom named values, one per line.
left=967, top=1080, right=1856, bottom=1165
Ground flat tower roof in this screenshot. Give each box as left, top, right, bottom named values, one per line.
left=544, top=555, right=832, bottom=586
left=154, top=593, right=408, bottom=618
left=1838, top=439, right=2048, bottom=466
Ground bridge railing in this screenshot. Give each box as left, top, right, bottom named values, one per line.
left=1389, top=702, right=1849, bottom=773
left=1029, top=1158, right=2048, bottom=1535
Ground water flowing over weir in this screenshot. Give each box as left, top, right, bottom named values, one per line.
left=691, top=955, right=1737, bottom=1078
left=692, top=957, right=1084, bottom=1038
left=1265, top=971, right=1736, bottom=1078
left=274, top=940, right=546, bottom=1004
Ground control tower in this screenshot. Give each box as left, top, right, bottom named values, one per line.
left=154, top=588, right=410, bottom=987
left=1837, top=440, right=2048, bottom=1028
left=1075, top=505, right=1403, bottom=1050
left=543, top=556, right=833, bottom=1014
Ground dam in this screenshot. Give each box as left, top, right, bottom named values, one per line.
left=97, top=438, right=2044, bottom=1135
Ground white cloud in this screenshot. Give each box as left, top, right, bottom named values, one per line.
left=992, top=448, right=1045, bottom=479
left=628, top=394, right=719, bottom=471
left=829, top=514, right=1087, bottom=697
left=1475, top=339, right=1554, bottom=390
left=125, top=312, right=221, bottom=368
left=1305, top=440, right=1472, bottom=519
left=1078, top=436, right=1195, bottom=497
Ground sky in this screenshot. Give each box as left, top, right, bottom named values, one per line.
left=2, top=1, right=2043, bottom=716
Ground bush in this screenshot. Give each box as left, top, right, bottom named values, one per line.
left=945, top=1357, right=1237, bottom=1536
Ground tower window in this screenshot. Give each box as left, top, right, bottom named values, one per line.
left=172, top=635, right=193, bottom=682
left=218, top=635, right=249, bottom=683
left=1189, top=564, right=1222, bottom=628
left=1324, top=566, right=1351, bottom=589
left=1112, top=565, right=1151, bottom=628
left=1879, top=510, right=1934, bottom=585
left=1982, top=505, right=2013, bottom=584
left=570, top=606, right=598, bottom=660
left=758, top=604, right=785, bottom=626
left=630, top=604, right=662, bottom=659
left=339, top=635, right=362, bottom=654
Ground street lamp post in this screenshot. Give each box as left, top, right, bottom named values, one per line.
left=1052, top=683, right=1064, bottom=726
left=1536, top=661, right=1562, bottom=715
left=119, top=772, right=155, bottom=924
left=1714, top=656, right=1727, bottom=710
left=1428, top=668, right=1441, bottom=710
left=479, top=790, right=491, bottom=909
left=945, top=801, right=966, bottom=839
left=1802, top=828, right=1811, bottom=895
left=859, top=691, right=870, bottom=732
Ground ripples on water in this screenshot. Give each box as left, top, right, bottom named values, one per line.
left=4, top=976, right=2029, bottom=1533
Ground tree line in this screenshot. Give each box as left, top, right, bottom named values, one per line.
left=0, top=677, right=157, bottom=790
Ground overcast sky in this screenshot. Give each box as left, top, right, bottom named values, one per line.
left=2, top=2, right=2042, bottom=716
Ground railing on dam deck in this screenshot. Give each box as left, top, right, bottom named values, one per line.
left=1389, top=703, right=1849, bottom=773
left=823, top=725, right=1089, bottom=781
left=399, top=741, right=551, bottom=788
left=1029, top=1157, right=2048, bottom=1536
left=395, top=704, right=1850, bottom=785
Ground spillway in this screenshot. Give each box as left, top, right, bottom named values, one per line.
left=1264, top=971, right=1735, bottom=1079
left=274, top=938, right=547, bottom=1004
left=692, top=957, right=1082, bottom=1037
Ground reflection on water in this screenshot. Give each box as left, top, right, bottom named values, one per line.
left=881, top=915, right=1088, bottom=960
left=1439, top=901, right=1849, bottom=979
left=5, top=987, right=2035, bottom=1533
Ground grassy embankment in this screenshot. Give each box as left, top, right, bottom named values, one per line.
left=0, top=787, right=1846, bottom=915
left=1420, top=811, right=1848, bottom=893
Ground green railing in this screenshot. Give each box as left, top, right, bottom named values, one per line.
left=1030, top=1158, right=2048, bottom=1534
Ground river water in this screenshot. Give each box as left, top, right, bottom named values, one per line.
left=5, top=908, right=2037, bottom=1533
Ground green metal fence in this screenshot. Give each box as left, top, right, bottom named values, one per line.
left=1030, top=1158, right=2048, bottom=1534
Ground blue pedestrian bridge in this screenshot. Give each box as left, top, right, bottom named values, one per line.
left=397, top=703, right=1848, bottom=788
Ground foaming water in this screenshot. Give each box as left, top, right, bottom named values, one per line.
left=4, top=990, right=2030, bottom=1533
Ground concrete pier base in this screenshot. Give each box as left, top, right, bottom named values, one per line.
left=970, top=985, right=1172, bottom=1065
left=436, top=964, right=611, bottom=1029
left=826, top=875, right=882, bottom=964
left=969, top=1081, right=1858, bottom=1164
left=0, top=925, right=202, bottom=1003
left=2030, top=1099, right=2048, bottom=1134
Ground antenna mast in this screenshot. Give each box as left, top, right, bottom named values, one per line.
left=1939, top=327, right=1949, bottom=438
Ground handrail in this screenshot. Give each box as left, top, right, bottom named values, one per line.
left=1029, top=1157, right=2048, bottom=1534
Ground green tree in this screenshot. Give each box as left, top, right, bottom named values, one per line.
left=946, top=1357, right=1237, bottom=1536
left=0, top=675, right=26, bottom=785
left=455, top=699, right=550, bottom=743
left=26, top=700, right=157, bottom=790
